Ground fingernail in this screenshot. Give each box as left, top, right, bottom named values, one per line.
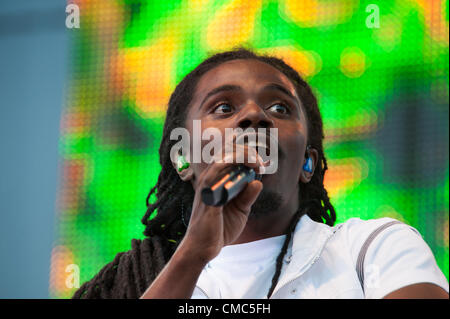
left=257, top=154, right=264, bottom=166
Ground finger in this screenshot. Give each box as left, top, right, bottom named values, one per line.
left=235, top=144, right=266, bottom=174
left=197, top=161, right=238, bottom=189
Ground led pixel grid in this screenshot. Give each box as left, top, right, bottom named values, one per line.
left=51, top=0, right=449, bottom=298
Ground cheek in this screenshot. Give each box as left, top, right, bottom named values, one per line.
left=283, top=130, right=307, bottom=178
left=186, top=123, right=224, bottom=188
left=189, top=163, right=203, bottom=189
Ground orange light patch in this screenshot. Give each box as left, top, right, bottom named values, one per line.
left=60, top=112, right=90, bottom=134
left=49, top=245, right=75, bottom=298
left=206, top=0, right=261, bottom=51
left=261, top=47, right=322, bottom=79
left=281, top=0, right=358, bottom=27
left=59, top=159, right=86, bottom=212
left=415, top=0, right=449, bottom=45
left=323, top=157, right=368, bottom=200
left=340, top=47, right=369, bottom=78
left=119, top=36, right=178, bottom=117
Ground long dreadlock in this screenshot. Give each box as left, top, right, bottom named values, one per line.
left=72, top=47, right=336, bottom=299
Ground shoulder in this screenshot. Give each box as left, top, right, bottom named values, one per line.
left=331, top=217, right=419, bottom=256
left=334, top=216, right=414, bottom=237
left=331, top=217, right=449, bottom=298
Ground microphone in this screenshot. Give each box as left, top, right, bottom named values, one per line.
left=201, top=165, right=262, bottom=206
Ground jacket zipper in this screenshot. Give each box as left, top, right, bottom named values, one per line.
left=194, top=284, right=212, bottom=299
left=269, top=225, right=343, bottom=299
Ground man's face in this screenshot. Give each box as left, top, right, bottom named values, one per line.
left=184, top=59, right=311, bottom=219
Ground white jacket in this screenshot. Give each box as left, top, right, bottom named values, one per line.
left=192, top=214, right=449, bottom=299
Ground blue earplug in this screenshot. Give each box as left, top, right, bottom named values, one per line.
left=303, top=157, right=313, bottom=173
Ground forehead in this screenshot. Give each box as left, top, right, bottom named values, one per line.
left=193, top=59, right=299, bottom=101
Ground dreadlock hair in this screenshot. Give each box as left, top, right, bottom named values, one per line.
left=73, top=47, right=336, bottom=299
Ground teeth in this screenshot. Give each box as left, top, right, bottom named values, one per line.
left=246, top=140, right=268, bottom=149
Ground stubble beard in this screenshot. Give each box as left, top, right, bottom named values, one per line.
left=248, top=188, right=283, bottom=221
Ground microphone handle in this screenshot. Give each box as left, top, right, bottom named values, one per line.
left=201, top=165, right=261, bottom=206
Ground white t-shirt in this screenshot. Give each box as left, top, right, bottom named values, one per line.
left=197, top=234, right=287, bottom=299
left=191, top=215, right=449, bottom=299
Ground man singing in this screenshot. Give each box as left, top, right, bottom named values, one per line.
left=73, top=48, right=449, bottom=299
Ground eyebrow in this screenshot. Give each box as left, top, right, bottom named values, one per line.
left=264, top=83, right=297, bottom=101
left=199, top=83, right=298, bottom=109
left=201, top=84, right=241, bottom=108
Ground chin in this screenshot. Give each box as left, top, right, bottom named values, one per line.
left=248, top=187, right=283, bottom=220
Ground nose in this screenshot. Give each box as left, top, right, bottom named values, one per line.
left=236, top=101, right=274, bottom=130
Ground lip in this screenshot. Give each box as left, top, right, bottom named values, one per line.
left=234, top=131, right=274, bottom=152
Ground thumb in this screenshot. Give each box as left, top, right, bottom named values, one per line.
left=231, top=180, right=263, bottom=216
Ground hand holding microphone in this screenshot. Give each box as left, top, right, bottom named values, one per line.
left=201, top=132, right=270, bottom=206
left=201, top=164, right=263, bottom=206
left=179, top=142, right=266, bottom=263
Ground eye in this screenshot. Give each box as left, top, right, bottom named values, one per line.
left=212, top=103, right=233, bottom=114
left=268, top=103, right=289, bottom=114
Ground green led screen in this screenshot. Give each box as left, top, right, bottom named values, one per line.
left=50, top=0, right=449, bottom=298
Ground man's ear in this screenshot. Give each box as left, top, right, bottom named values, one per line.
left=171, top=154, right=194, bottom=182
left=299, top=147, right=319, bottom=183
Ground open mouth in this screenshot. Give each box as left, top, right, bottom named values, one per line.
left=230, top=130, right=280, bottom=175
left=234, top=131, right=273, bottom=154
left=245, top=140, right=270, bottom=158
